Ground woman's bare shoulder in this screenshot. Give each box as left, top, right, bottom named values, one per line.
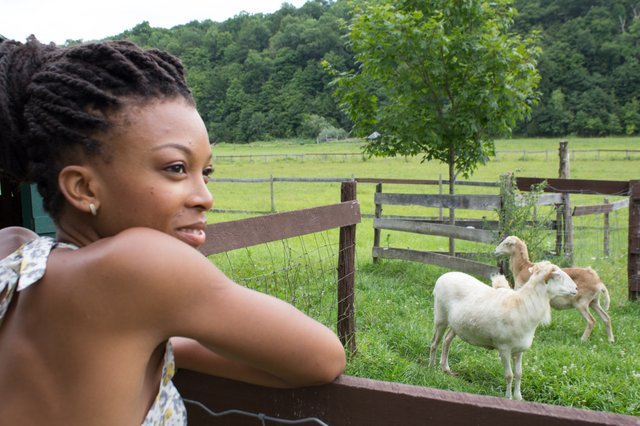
left=95, top=227, right=192, bottom=254
left=51, top=227, right=224, bottom=334
left=82, top=227, right=212, bottom=279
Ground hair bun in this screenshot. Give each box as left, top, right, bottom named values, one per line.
left=0, top=36, right=55, bottom=181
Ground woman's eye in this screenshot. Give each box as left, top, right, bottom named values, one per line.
left=202, top=166, right=214, bottom=181
left=166, top=164, right=186, bottom=174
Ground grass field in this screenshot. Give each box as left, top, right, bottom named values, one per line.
left=206, top=136, right=640, bottom=416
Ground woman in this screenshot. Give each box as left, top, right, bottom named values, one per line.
left=0, top=37, right=345, bottom=425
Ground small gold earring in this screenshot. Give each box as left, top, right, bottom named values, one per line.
left=89, top=203, right=98, bottom=216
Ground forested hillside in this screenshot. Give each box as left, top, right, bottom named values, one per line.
left=113, top=1, right=354, bottom=143
left=95, top=0, right=639, bottom=142
left=514, top=0, right=640, bottom=137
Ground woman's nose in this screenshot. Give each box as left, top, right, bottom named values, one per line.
left=191, top=177, right=214, bottom=211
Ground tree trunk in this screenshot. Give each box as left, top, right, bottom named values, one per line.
left=448, top=146, right=456, bottom=255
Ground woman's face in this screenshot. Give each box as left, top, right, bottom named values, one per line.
left=91, top=98, right=213, bottom=248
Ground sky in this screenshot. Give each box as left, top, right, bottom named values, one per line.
left=1, top=0, right=308, bottom=45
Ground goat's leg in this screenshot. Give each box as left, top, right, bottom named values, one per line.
left=512, top=352, right=523, bottom=400
left=576, top=304, right=596, bottom=341
left=590, top=300, right=615, bottom=343
left=429, top=323, right=447, bottom=367
left=498, top=350, right=513, bottom=399
left=440, top=328, right=456, bottom=374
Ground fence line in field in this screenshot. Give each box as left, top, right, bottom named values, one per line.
left=208, top=174, right=637, bottom=299
left=207, top=176, right=498, bottom=215
left=212, top=148, right=640, bottom=162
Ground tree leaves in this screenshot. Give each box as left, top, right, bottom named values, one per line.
left=331, top=0, right=540, bottom=187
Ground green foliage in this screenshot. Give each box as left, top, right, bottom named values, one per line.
left=516, top=0, right=640, bottom=137
left=300, top=114, right=333, bottom=138
left=317, top=126, right=348, bottom=142
left=299, top=113, right=348, bottom=141
left=330, top=0, right=541, bottom=190
left=117, top=1, right=353, bottom=143
left=89, top=0, right=640, bottom=142
left=497, top=173, right=554, bottom=264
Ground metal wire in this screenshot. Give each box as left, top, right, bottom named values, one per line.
left=183, top=398, right=329, bottom=425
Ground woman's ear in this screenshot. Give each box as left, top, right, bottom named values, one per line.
left=58, top=165, right=100, bottom=215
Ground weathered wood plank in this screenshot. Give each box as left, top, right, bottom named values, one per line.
left=199, top=201, right=361, bottom=256
left=573, top=199, right=629, bottom=216
left=374, top=218, right=495, bottom=244
left=611, top=198, right=631, bottom=210
left=375, top=193, right=502, bottom=211
left=357, top=177, right=499, bottom=187
left=174, top=371, right=638, bottom=426
left=372, top=247, right=499, bottom=278
left=573, top=205, right=614, bottom=216
left=521, top=193, right=564, bottom=206
left=516, top=177, right=630, bottom=196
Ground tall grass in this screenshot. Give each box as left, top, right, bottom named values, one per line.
left=206, top=137, right=640, bottom=416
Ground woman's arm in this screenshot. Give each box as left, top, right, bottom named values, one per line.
left=102, top=228, right=346, bottom=388
left=166, top=282, right=346, bottom=388
left=171, top=337, right=339, bottom=388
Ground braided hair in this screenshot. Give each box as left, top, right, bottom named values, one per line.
left=0, top=36, right=194, bottom=220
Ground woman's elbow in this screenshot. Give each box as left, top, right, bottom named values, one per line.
left=321, top=345, right=347, bottom=383
left=301, top=339, right=346, bottom=387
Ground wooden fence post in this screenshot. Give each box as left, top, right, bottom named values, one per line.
left=559, top=141, right=573, bottom=260
left=373, top=183, right=382, bottom=264
left=269, top=174, right=276, bottom=213
left=603, top=198, right=610, bottom=257
left=338, top=180, right=357, bottom=353
left=438, top=174, right=443, bottom=221
left=628, top=180, right=640, bottom=301
left=498, top=173, right=513, bottom=277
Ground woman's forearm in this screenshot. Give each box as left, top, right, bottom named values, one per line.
left=171, top=337, right=338, bottom=388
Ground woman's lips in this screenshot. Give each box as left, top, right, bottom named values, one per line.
left=176, top=227, right=206, bottom=247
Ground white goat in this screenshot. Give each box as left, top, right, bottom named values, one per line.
left=495, top=235, right=614, bottom=343
left=490, top=273, right=511, bottom=289
left=429, top=262, right=577, bottom=400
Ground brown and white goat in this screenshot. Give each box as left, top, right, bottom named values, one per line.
left=494, top=235, right=614, bottom=343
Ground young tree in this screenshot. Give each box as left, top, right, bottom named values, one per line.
left=330, top=0, right=540, bottom=250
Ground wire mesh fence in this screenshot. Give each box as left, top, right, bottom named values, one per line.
left=209, top=231, right=344, bottom=328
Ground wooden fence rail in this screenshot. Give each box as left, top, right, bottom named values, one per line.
left=206, top=175, right=637, bottom=299
left=174, top=371, right=638, bottom=426
left=370, top=176, right=638, bottom=300
left=372, top=188, right=501, bottom=278
left=573, top=198, right=629, bottom=216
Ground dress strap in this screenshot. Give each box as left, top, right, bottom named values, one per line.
left=0, top=237, right=60, bottom=325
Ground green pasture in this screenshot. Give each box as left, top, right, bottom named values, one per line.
left=209, top=136, right=638, bottom=217
left=206, top=137, right=640, bottom=417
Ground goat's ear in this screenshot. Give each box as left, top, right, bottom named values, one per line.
left=528, top=266, right=534, bottom=274
left=543, top=269, right=555, bottom=284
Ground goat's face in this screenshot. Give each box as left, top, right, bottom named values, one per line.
left=538, top=263, right=578, bottom=298
left=494, top=235, right=519, bottom=256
